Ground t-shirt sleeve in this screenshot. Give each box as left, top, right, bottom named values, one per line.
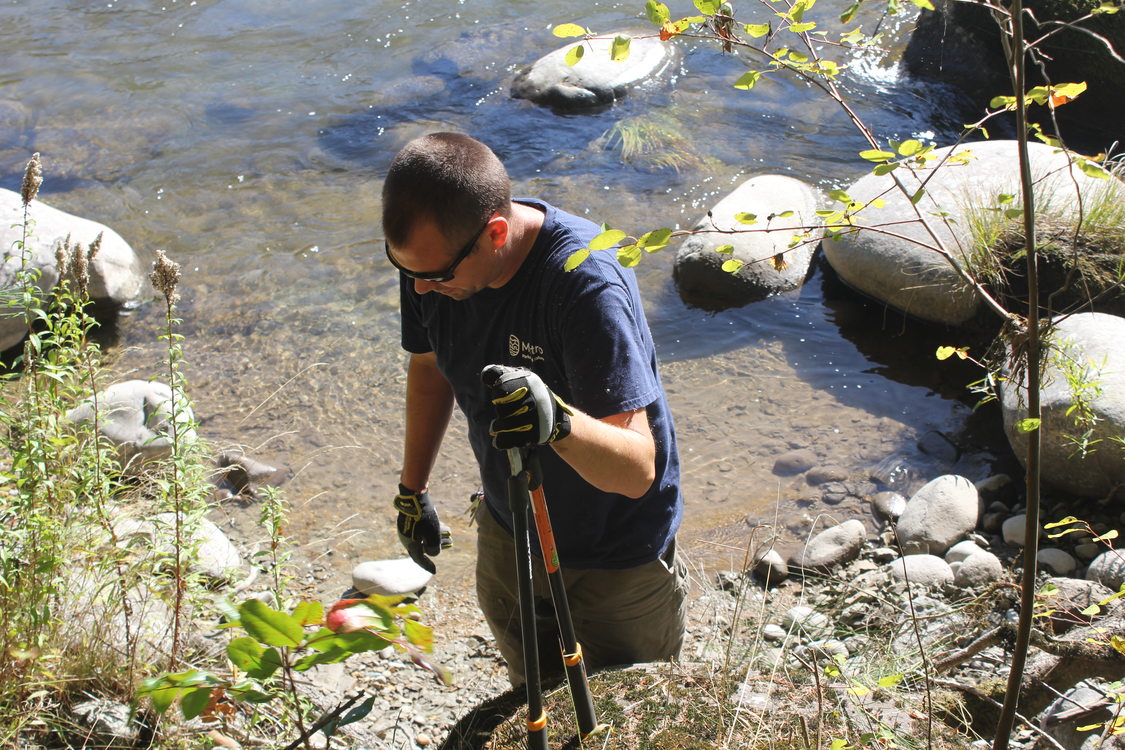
left=555, top=269, right=659, bottom=419
left=399, top=274, right=432, bottom=354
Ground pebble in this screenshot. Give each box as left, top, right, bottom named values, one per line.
left=954, top=551, right=1004, bottom=589
left=1036, top=547, right=1077, bottom=576
left=1002, top=514, right=1030, bottom=546
left=946, top=540, right=984, bottom=565
left=873, top=491, right=907, bottom=522
left=782, top=606, right=831, bottom=637
left=762, top=623, right=788, bottom=641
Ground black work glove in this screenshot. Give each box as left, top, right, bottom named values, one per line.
left=393, top=484, right=452, bottom=574
left=481, top=364, right=574, bottom=450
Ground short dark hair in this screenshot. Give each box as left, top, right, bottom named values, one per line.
left=382, top=133, right=511, bottom=247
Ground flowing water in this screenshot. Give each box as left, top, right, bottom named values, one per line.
left=0, top=0, right=1015, bottom=586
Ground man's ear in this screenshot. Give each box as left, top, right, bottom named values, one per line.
left=485, top=215, right=509, bottom=248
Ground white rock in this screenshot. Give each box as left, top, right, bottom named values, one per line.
left=886, top=554, right=954, bottom=586
left=67, top=380, right=196, bottom=464
left=761, top=623, right=787, bottom=642
left=1002, top=514, right=1031, bottom=546
left=1001, top=312, right=1125, bottom=498
left=946, top=540, right=984, bottom=564
left=113, top=513, right=241, bottom=582
left=954, top=551, right=1004, bottom=589
left=897, top=475, right=979, bottom=555
left=1037, top=547, right=1077, bottom=576
left=822, top=141, right=1123, bottom=326
left=1086, top=550, right=1125, bottom=590
left=781, top=606, right=831, bottom=636
left=673, top=175, right=822, bottom=308
left=511, top=32, right=677, bottom=110
left=352, top=558, right=433, bottom=597
left=791, top=519, right=867, bottom=570
left=1, top=188, right=144, bottom=351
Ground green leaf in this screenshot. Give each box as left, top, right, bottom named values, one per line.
left=292, top=601, right=324, bottom=627
left=846, top=683, right=871, bottom=696
left=148, top=684, right=182, bottom=714
left=910, top=187, right=924, bottom=204
left=553, top=23, right=587, bottom=38
left=565, top=44, right=584, bottom=66
left=403, top=619, right=434, bottom=651
left=744, top=23, right=771, bottom=37
left=239, top=599, right=304, bottom=648
left=839, top=2, right=861, bottom=22
left=227, top=636, right=265, bottom=671
left=909, top=0, right=934, bottom=8
left=646, top=0, right=671, bottom=24
left=733, top=70, right=762, bottom=90
left=247, top=648, right=283, bottom=680
left=896, top=139, right=923, bottom=156
left=997, top=193, right=1015, bottom=204
left=828, top=189, right=852, bottom=203
left=617, top=244, right=642, bottom=267
left=714, top=245, right=735, bottom=254
left=638, top=228, right=673, bottom=251
left=990, top=95, right=1017, bottom=110
left=564, top=249, right=590, bottom=271
left=1044, top=516, right=1080, bottom=529
left=694, top=0, right=722, bottom=13
left=1003, top=208, right=1023, bottom=220
left=1017, top=418, right=1042, bottom=433
left=589, top=229, right=627, bottom=251
left=936, top=346, right=957, bottom=361
left=830, top=741, right=849, bottom=750
left=611, top=35, right=632, bottom=62
left=877, top=674, right=903, bottom=688
left=1081, top=603, right=1102, bottom=616
left=735, top=212, right=758, bottom=225
left=1094, top=529, right=1120, bottom=543
left=1077, top=158, right=1110, bottom=179
left=859, top=149, right=894, bottom=162
left=721, top=259, right=744, bottom=273
left=180, top=687, right=214, bottom=720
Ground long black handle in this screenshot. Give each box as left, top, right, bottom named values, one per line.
left=508, top=472, right=548, bottom=750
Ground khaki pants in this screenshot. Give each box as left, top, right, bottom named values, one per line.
left=475, top=507, right=687, bottom=687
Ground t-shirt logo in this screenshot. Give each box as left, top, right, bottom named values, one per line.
left=508, top=334, right=545, bottom=362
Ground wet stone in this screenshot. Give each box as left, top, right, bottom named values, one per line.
left=807, top=465, right=848, bottom=485
left=773, top=449, right=817, bottom=476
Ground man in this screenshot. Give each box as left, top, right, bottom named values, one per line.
left=382, top=132, right=685, bottom=686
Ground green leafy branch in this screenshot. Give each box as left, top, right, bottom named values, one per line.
left=140, top=596, right=448, bottom=744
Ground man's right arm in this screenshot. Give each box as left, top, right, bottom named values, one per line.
left=400, top=351, right=455, bottom=491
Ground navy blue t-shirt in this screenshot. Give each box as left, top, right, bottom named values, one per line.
left=399, top=199, right=682, bottom=569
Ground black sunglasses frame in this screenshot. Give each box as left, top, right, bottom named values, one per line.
left=385, top=216, right=492, bottom=283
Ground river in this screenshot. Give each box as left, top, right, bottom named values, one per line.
left=0, top=0, right=1016, bottom=588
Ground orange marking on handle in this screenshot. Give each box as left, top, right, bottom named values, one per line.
left=530, top=485, right=560, bottom=573
left=562, top=643, right=584, bottom=667
left=527, top=711, right=547, bottom=732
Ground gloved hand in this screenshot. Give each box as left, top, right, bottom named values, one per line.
left=481, top=364, right=574, bottom=450
left=393, top=484, right=452, bottom=573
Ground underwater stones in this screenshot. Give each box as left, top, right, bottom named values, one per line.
left=511, top=32, right=677, bottom=111
left=0, top=188, right=144, bottom=351
left=673, top=175, right=821, bottom=310
left=1000, top=312, right=1125, bottom=499
left=897, top=474, right=979, bottom=556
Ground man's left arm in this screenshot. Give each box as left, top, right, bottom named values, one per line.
left=552, top=406, right=656, bottom=499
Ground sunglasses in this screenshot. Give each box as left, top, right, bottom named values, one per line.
left=385, top=216, right=492, bottom=283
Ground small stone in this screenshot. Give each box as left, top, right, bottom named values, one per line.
left=953, top=551, right=1004, bottom=589
left=1037, top=548, right=1077, bottom=576
left=981, top=512, right=1006, bottom=534
left=1002, top=514, right=1030, bottom=546
left=773, top=449, right=817, bottom=476
left=873, top=491, right=907, bottom=522
left=807, top=465, right=848, bottom=485
left=751, top=548, right=789, bottom=585
left=1075, top=542, right=1101, bottom=561
left=762, top=623, right=787, bottom=641
left=782, top=606, right=832, bottom=636
left=946, top=540, right=984, bottom=565
left=886, top=554, right=954, bottom=586
left=897, top=475, right=979, bottom=556
left=1087, top=550, right=1125, bottom=590
left=416, top=733, right=432, bottom=746
left=871, top=547, right=899, bottom=564
left=351, top=558, right=433, bottom=597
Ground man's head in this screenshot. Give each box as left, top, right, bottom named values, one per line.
left=383, top=133, right=510, bottom=248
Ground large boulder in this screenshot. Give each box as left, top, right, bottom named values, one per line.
left=67, top=380, right=197, bottom=466
left=1000, top=313, right=1125, bottom=498
left=0, top=188, right=144, bottom=351
left=821, top=141, right=1120, bottom=326
left=897, top=475, right=979, bottom=556
left=790, top=519, right=866, bottom=571
left=511, top=32, right=677, bottom=111
left=673, top=175, right=821, bottom=309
